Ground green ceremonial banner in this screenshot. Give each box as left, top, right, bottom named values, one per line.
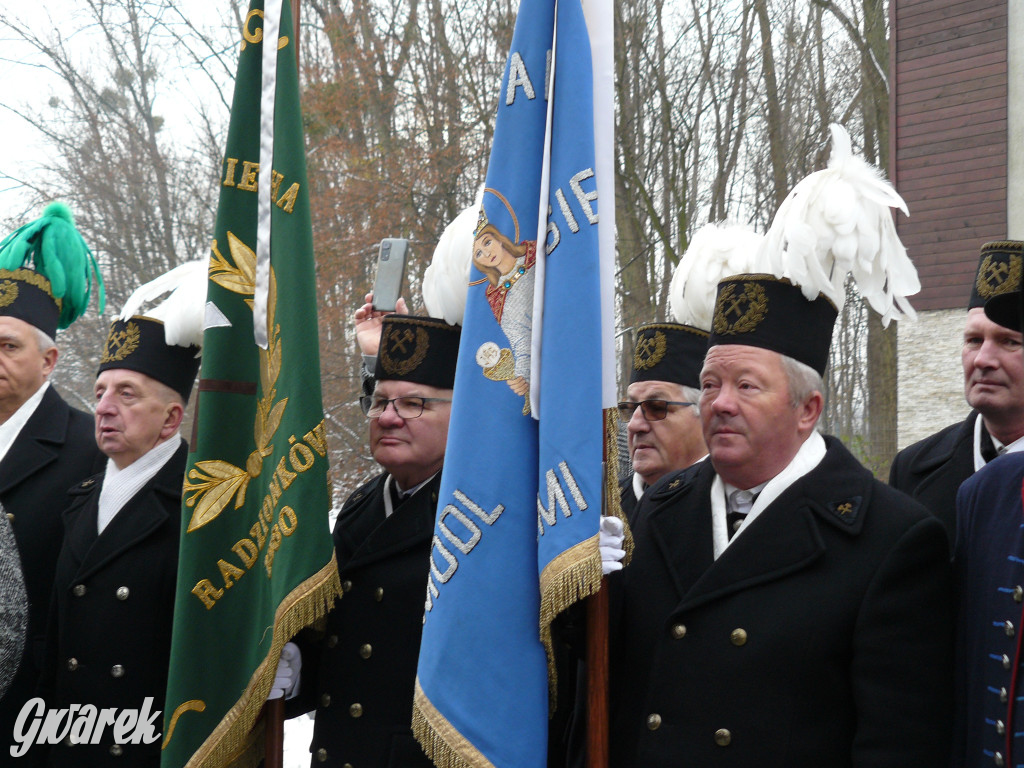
left=161, top=1, right=341, bottom=766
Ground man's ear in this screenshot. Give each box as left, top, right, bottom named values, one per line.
left=162, top=401, right=185, bottom=439
left=797, top=390, right=824, bottom=435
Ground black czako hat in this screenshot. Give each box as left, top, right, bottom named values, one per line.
left=629, top=322, right=708, bottom=389
left=708, top=274, right=837, bottom=376
left=374, top=315, right=461, bottom=389
left=98, top=316, right=202, bottom=402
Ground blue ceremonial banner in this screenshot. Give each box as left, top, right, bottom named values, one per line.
left=412, top=0, right=613, bottom=762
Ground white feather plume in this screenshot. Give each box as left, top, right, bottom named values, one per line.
left=760, top=123, right=919, bottom=326
left=422, top=204, right=477, bottom=325
left=117, top=258, right=208, bottom=348
left=669, top=223, right=764, bottom=330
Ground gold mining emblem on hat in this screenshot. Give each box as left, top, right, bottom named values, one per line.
left=0, top=280, right=19, bottom=309
left=976, top=253, right=1021, bottom=299
left=101, top=321, right=141, bottom=363
left=634, top=329, right=667, bottom=371
left=713, top=282, right=768, bottom=335
left=380, top=325, right=429, bottom=376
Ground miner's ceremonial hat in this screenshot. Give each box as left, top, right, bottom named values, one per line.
left=982, top=241, right=1024, bottom=332
left=969, top=241, right=1023, bottom=310
left=630, top=322, right=708, bottom=389
left=374, top=314, right=461, bottom=389
left=708, top=274, right=837, bottom=377
left=98, top=260, right=206, bottom=401
left=0, top=202, right=104, bottom=337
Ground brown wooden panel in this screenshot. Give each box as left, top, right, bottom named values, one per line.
left=896, top=0, right=1005, bottom=24
left=900, top=61, right=1006, bottom=94
left=896, top=1, right=1004, bottom=38
left=897, top=103, right=1006, bottom=134
left=899, top=47, right=1004, bottom=79
left=897, top=120, right=1004, bottom=149
left=898, top=27, right=1005, bottom=61
left=898, top=76, right=1004, bottom=106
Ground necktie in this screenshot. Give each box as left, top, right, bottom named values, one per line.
left=980, top=430, right=1005, bottom=464
left=727, top=489, right=756, bottom=539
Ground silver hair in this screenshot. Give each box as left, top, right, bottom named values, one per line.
left=33, top=328, right=55, bottom=354
left=681, top=384, right=701, bottom=416
left=778, top=354, right=824, bottom=423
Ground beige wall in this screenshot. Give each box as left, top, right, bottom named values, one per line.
left=896, top=309, right=970, bottom=449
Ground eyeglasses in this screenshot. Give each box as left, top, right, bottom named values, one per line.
left=616, top=399, right=696, bottom=421
left=363, top=395, right=453, bottom=419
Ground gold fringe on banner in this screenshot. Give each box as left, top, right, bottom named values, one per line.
left=537, top=407, right=633, bottom=708
left=181, top=553, right=343, bottom=768
left=412, top=678, right=495, bottom=768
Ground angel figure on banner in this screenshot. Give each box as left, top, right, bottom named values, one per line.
left=471, top=188, right=537, bottom=413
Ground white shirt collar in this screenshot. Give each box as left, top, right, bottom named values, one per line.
left=382, top=473, right=436, bottom=518
left=97, top=435, right=182, bottom=534
left=711, top=431, right=827, bottom=559
left=974, top=416, right=1024, bottom=471
left=0, top=382, right=50, bottom=465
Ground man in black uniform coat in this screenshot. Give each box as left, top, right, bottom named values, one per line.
left=889, top=241, right=1024, bottom=538
left=617, top=322, right=707, bottom=523
left=0, top=205, right=105, bottom=752
left=40, top=295, right=202, bottom=766
left=286, top=313, right=459, bottom=768
left=608, top=275, right=954, bottom=767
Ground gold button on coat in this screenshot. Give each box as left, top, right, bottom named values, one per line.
left=72, top=584, right=86, bottom=597
left=374, top=587, right=384, bottom=602
left=730, top=628, right=747, bottom=646
left=1006, top=621, right=1016, bottom=637
left=116, top=587, right=130, bottom=601
left=359, top=644, right=372, bottom=659
left=646, top=713, right=661, bottom=730
left=714, top=728, right=732, bottom=746
left=349, top=703, right=363, bottom=718
left=1015, top=586, right=1024, bottom=602
left=326, top=634, right=338, bottom=649
left=315, top=747, right=328, bottom=762
left=995, top=752, right=1005, bottom=767
left=1003, top=655, right=1012, bottom=670
left=66, top=658, right=78, bottom=671
left=109, top=744, right=123, bottom=756
left=111, top=665, right=125, bottom=678
left=5, top=513, right=12, bottom=522
left=1001, top=687, right=1009, bottom=703
left=341, top=580, right=353, bottom=593
left=997, top=720, right=1006, bottom=735
left=671, top=624, right=686, bottom=639
left=320, top=693, right=331, bottom=707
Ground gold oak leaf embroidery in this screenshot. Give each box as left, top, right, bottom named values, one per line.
left=184, top=252, right=288, bottom=532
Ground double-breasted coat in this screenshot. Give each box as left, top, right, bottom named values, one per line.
left=298, top=472, right=438, bottom=768
left=0, top=386, right=102, bottom=748
left=953, top=451, right=1024, bottom=768
left=888, top=411, right=977, bottom=539
left=609, top=437, right=954, bottom=768
left=42, top=440, right=186, bottom=767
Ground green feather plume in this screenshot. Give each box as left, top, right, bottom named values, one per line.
left=0, top=202, right=105, bottom=329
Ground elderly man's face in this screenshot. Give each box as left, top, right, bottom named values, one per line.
left=625, top=379, right=703, bottom=487
left=962, top=307, right=1024, bottom=430
left=94, top=369, right=182, bottom=469
left=0, top=316, right=55, bottom=417
left=369, top=379, right=452, bottom=489
left=699, top=345, right=819, bottom=490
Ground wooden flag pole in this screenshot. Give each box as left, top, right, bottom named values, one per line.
left=264, top=698, right=286, bottom=768
left=265, top=3, right=300, bottom=767
left=586, top=414, right=613, bottom=768
left=585, top=581, right=610, bottom=767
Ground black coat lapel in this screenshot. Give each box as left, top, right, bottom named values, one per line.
left=0, top=387, right=68, bottom=495
left=643, top=465, right=716, bottom=602
left=338, top=474, right=439, bottom=571
left=68, top=442, right=186, bottom=582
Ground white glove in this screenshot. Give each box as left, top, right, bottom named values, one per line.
left=599, top=515, right=625, bottom=575
left=267, top=641, right=301, bottom=701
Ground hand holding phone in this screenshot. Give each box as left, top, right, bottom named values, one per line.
left=371, top=238, right=408, bottom=312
